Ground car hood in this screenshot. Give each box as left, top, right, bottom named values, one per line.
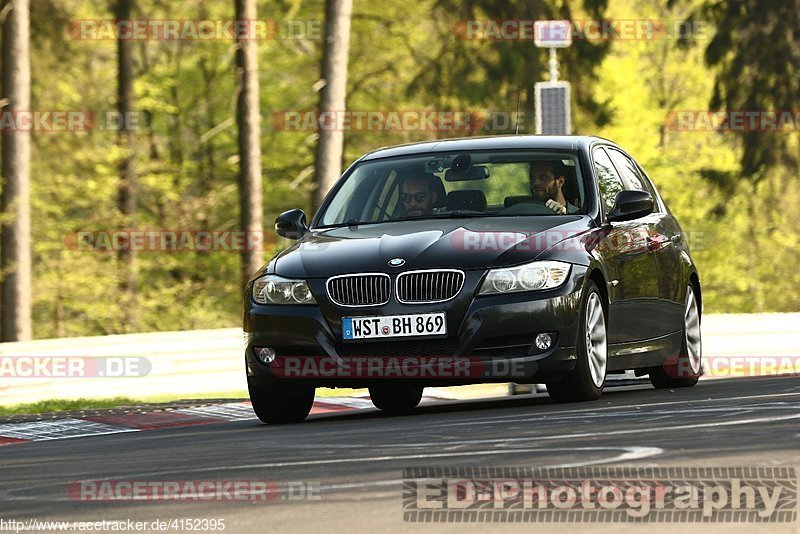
left=271, top=217, right=594, bottom=279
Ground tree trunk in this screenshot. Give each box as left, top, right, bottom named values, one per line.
left=312, top=0, right=352, bottom=211
left=0, top=0, right=32, bottom=341
left=116, top=0, right=138, bottom=330
left=235, top=0, right=263, bottom=289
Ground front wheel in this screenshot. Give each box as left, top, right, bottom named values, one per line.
left=369, top=384, right=423, bottom=414
left=249, top=382, right=315, bottom=424
left=650, top=284, right=702, bottom=388
left=546, top=280, right=607, bottom=403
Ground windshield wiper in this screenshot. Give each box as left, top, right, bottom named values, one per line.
left=319, top=212, right=489, bottom=228
left=317, top=218, right=366, bottom=229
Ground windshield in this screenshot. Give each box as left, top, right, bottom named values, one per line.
left=316, top=150, right=588, bottom=227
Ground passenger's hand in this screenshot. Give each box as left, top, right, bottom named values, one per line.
left=545, top=199, right=567, bottom=214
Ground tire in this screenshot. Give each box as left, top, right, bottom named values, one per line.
left=248, top=382, right=315, bottom=424
left=369, top=384, right=423, bottom=414
left=546, top=280, right=607, bottom=403
left=650, top=284, right=702, bottom=389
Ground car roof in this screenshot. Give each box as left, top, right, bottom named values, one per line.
left=359, top=135, right=617, bottom=161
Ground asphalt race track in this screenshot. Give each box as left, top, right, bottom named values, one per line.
left=2, top=376, right=799, bottom=534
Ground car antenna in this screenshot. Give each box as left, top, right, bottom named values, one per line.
left=514, top=82, right=522, bottom=135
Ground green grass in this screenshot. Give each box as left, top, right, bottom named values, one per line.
left=0, top=397, right=138, bottom=416
left=134, top=387, right=367, bottom=402
left=0, top=387, right=369, bottom=416
left=130, top=387, right=366, bottom=403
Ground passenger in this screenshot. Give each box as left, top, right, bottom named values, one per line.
left=398, top=174, right=438, bottom=217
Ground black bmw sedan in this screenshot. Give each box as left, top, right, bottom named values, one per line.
left=244, top=135, right=702, bottom=423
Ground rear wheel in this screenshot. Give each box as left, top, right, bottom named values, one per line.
left=650, top=284, right=701, bottom=388
left=249, top=382, right=315, bottom=424
left=546, top=280, right=607, bottom=403
left=369, top=384, right=423, bottom=414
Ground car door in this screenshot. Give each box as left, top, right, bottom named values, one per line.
left=612, top=152, right=686, bottom=336
left=592, top=146, right=661, bottom=344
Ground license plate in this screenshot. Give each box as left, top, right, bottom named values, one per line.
left=342, top=312, right=446, bottom=340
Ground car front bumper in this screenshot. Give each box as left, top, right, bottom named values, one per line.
left=244, top=265, right=588, bottom=390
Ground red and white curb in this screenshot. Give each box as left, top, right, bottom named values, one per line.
left=0, top=418, right=138, bottom=442
left=0, top=393, right=455, bottom=446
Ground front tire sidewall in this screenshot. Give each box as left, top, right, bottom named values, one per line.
left=546, top=280, right=607, bottom=402
left=249, top=382, right=315, bottom=424
left=369, top=384, right=423, bottom=414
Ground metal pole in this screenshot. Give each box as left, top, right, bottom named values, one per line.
left=548, top=47, right=559, bottom=82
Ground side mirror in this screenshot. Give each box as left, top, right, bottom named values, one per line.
left=607, top=190, right=654, bottom=222
left=275, top=209, right=308, bottom=239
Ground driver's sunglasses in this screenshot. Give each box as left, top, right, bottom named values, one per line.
left=401, top=192, right=429, bottom=203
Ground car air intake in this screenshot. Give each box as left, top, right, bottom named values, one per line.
left=326, top=273, right=391, bottom=306
left=396, top=270, right=465, bottom=304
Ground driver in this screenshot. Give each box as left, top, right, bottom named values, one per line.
left=529, top=160, right=579, bottom=214
left=398, top=174, right=438, bottom=217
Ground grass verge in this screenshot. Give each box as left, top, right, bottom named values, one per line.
left=0, top=397, right=138, bottom=416
left=0, top=388, right=369, bottom=416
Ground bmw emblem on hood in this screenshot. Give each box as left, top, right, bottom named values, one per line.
left=388, top=258, right=405, bottom=267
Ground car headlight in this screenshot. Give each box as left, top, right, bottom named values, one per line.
left=252, top=275, right=317, bottom=305
left=478, top=260, right=571, bottom=295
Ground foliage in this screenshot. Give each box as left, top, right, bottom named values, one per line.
left=0, top=0, right=797, bottom=339
left=695, top=0, right=800, bottom=178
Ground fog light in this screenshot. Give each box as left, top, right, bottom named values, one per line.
left=254, top=347, right=277, bottom=364
left=535, top=333, right=553, bottom=350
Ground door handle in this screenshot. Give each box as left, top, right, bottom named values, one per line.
left=645, top=234, right=662, bottom=251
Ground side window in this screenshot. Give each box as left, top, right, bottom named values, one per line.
left=634, top=162, right=667, bottom=213
left=607, top=149, right=647, bottom=191
left=592, top=147, right=625, bottom=215
left=607, top=149, right=664, bottom=214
